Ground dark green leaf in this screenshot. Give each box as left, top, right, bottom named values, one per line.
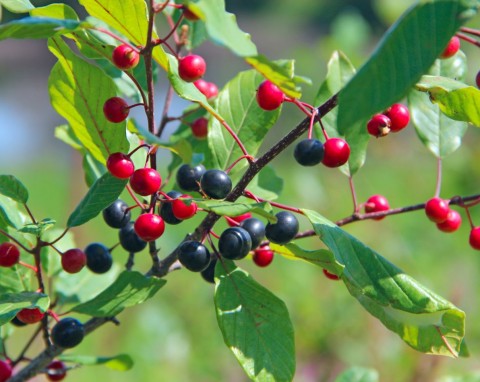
left=196, top=200, right=275, bottom=222
left=0, top=17, right=83, bottom=40
left=302, top=209, right=465, bottom=357
left=0, top=0, right=33, bottom=13
left=67, top=172, right=127, bottom=228
left=215, top=261, right=295, bottom=381
left=337, top=1, right=479, bottom=133
left=83, top=153, right=106, bottom=187
left=0, top=195, right=26, bottom=229
left=18, top=218, right=56, bottom=237
left=335, top=367, right=379, bottom=382
left=0, top=175, right=28, bottom=204
left=72, top=271, right=166, bottom=317
left=0, top=292, right=49, bottom=326
left=59, top=353, right=133, bottom=371
left=247, top=166, right=284, bottom=200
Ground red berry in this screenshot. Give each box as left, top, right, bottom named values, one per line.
left=183, top=6, right=199, bottom=21
left=469, top=226, right=480, bottom=250
left=178, top=54, right=206, bottom=82
left=384, top=103, right=410, bottom=132
left=194, top=80, right=218, bottom=99
left=112, top=44, right=140, bottom=70
left=107, top=152, right=135, bottom=179
left=191, top=117, right=208, bottom=139
left=425, top=197, right=450, bottom=223
left=256, top=80, right=285, bottom=111
left=130, top=168, right=162, bottom=196
left=46, top=360, right=66, bottom=381
left=367, top=114, right=391, bottom=137
left=172, top=195, right=198, bottom=220
left=134, top=213, right=165, bottom=241
left=436, top=210, right=462, bottom=233
left=0, top=242, right=20, bottom=267
left=16, top=307, right=44, bottom=324
left=322, top=138, right=350, bottom=168
left=226, top=212, right=252, bottom=227
left=323, top=268, right=340, bottom=280
left=0, top=360, right=12, bottom=382
left=103, top=97, right=129, bottom=123
left=61, top=248, right=87, bottom=274
left=440, top=36, right=460, bottom=59
left=253, top=246, right=274, bottom=267
left=365, top=194, right=390, bottom=220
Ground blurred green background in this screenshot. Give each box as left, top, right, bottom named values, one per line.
left=2, top=0, right=480, bottom=381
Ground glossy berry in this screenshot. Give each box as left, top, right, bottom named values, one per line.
left=425, top=197, right=450, bottom=223
left=61, top=248, right=86, bottom=274
left=436, top=210, right=462, bottom=233
left=253, top=246, right=274, bottom=267
left=134, top=213, right=165, bottom=241
left=469, top=227, right=480, bottom=250
left=200, top=169, right=232, bottom=199
left=322, top=138, right=350, bottom=168
left=84, top=243, right=112, bottom=274
left=159, top=190, right=183, bottom=225
left=16, top=307, right=44, bottom=324
left=0, top=360, right=12, bottom=382
left=194, top=79, right=218, bottom=99
left=239, top=218, right=265, bottom=249
left=367, top=114, right=391, bottom=137
left=191, top=117, right=208, bottom=139
left=119, top=221, right=147, bottom=253
left=265, top=211, right=299, bottom=245
left=107, top=153, right=134, bottom=179
left=219, top=227, right=252, bottom=260
left=172, top=196, right=198, bottom=220
left=0, top=242, right=20, bottom=267
left=294, top=138, right=324, bottom=166
left=365, top=194, right=390, bottom=220
left=200, top=257, right=217, bottom=283
left=440, top=36, right=460, bottom=59
left=103, top=97, right=129, bottom=123
left=130, top=168, right=162, bottom=196
left=323, top=269, right=340, bottom=281
left=226, top=212, right=252, bottom=227
left=183, top=6, right=199, bottom=21
left=103, top=199, right=131, bottom=228
left=178, top=54, right=206, bottom=82
left=256, top=80, right=285, bottom=111
left=112, top=44, right=140, bottom=70
left=176, top=164, right=205, bottom=192
left=46, top=360, right=67, bottom=381
left=11, top=316, right=27, bottom=327
left=178, top=241, right=211, bottom=272
left=51, top=317, right=85, bottom=349
left=384, top=103, right=410, bottom=132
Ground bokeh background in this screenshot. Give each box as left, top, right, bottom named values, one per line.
left=2, top=1, right=480, bottom=381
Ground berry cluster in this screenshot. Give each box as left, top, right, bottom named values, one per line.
left=366, top=103, right=410, bottom=138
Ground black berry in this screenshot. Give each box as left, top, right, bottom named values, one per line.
left=239, top=218, right=265, bottom=249
left=294, top=139, right=324, bottom=166
left=159, top=190, right=183, bottom=225
left=218, top=227, right=252, bottom=260
left=103, top=199, right=131, bottom=228
left=201, top=257, right=217, bottom=284
left=11, top=316, right=27, bottom=327
left=84, top=243, right=113, bottom=274
left=51, top=317, right=85, bottom=348
left=178, top=241, right=211, bottom=272
left=265, top=211, right=299, bottom=245
left=176, top=164, right=206, bottom=192
left=200, top=169, right=232, bottom=199
left=119, top=221, right=148, bottom=253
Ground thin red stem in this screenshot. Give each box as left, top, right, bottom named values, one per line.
left=92, top=27, right=142, bottom=53
left=0, top=229, right=33, bottom=253
left=434, top=158, right=442, bottom=198
left=218, top=119, right=251, bottom=161
left=456, top=32, right=480, bottom=48
left=349, top=176, right=359, bottom=213
left=243, top=191, right=302, bottom=214
left=225, top=155, right=255, bottom=174
left=18, top=261, right=38, bottom=273
left=47, top=228, right=69, bottom=246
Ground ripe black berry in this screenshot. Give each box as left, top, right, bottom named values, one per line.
left=176, top=164, right=206, bottom=192
left=51, top=317, right=85, bottom=348
left=84, top=243, right=113, bottom=274
left=159, top=190, right=183, bottom=225
left=218, top=227, right=252, bottom=260
left=265, top=211, right=299, bottom=245
left=178, top=241, right=211, bottom=272
left=294, top=139, right=324, bottom=166
left=103, top=199, right=131, bottom=228
left=201, top=257, right=217, bottom=284
left=200, top=169, right=232, bottom=199
left=239, top=218, right=265, bottom=249
left=119, top=222, right=147, bottom=253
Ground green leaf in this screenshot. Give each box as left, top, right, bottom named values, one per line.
left=215, top=261, right=295, bottom=382
left=48, top=36, right=129, bottom=163
left=59, top=353, right=133, bottom=371
left=247, top=166, right=284, bottom=200
left=30, top=3, right=78, bottom=20
left=0, top=268, right=24, bottom=294
left=83, top=153, right=106, bottom=187
left=337, top=1, right=479, bottom=133
left=302, top=209, right=465, bottom=357
left=40, top=229, right=75, bottom=277
left=0, top=195, right=25, bottom=229
left=0, top=175, right=28, bottom=204
left=335, top=367, right=379, bottom=382
left=315, top=51, right=368, bottom=176
left=18, top=218, right=56, bottom=237
left=0, top=17, right=83, bottom=40
left=72, top=271, right=166, bottom=317
left=67, top=172, right=127, bottom=228
left=189, top=0, right=257, bottom=57
left=196, top=200, right=275, bottom=222
left=0, top=292, right=49, bottom=326
left=408, top=52, right=468, bottom=158
left=0, top=0, right=33, bottom=13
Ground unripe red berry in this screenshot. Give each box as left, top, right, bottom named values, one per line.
left=61, top=248, right=87, bottom=274
left=103, top=97, right=129, bottom=123
left=440, top=36, right=460, bottom=59
left=107, top=152, right=135, bottom=179
left=367, top=114, right=391, bottom=137
left=323, top=268, right=340, bottom=280
left=112, top=44, right=140, bottom=70
left=384, top=103, right=410, bottom=132
left=256, top=80, right=285, bottom=111
left=178, top=54, right=206, bottom=82
left=46, top=360, right=67, bottom=381
left=253, top=246, right=274, bottom=267
left=0, top=360, right=12, bottom=382
left=469, top=226, right=480, bottom=250
left=365, top=194, right=390, bottom=220
left=134, top=213, right=165, bottom=241
left=0, top=242, right=20, bottom=267
left=172, top=195, right=198, bottom=220
left=130, top=168, right=162, bottom=196
left=16, top=307, right=44, bottom=324
left=191, top=117, right=208, bottom=139
left=322, top=138, right=350, bottom=168
left=194, top=79, right=219, bottom=99
left=425, top=197, right=450, bottom=223
left=226, top=212, right=252, bottom=227
left=436, top=210, right=462, bottom=233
